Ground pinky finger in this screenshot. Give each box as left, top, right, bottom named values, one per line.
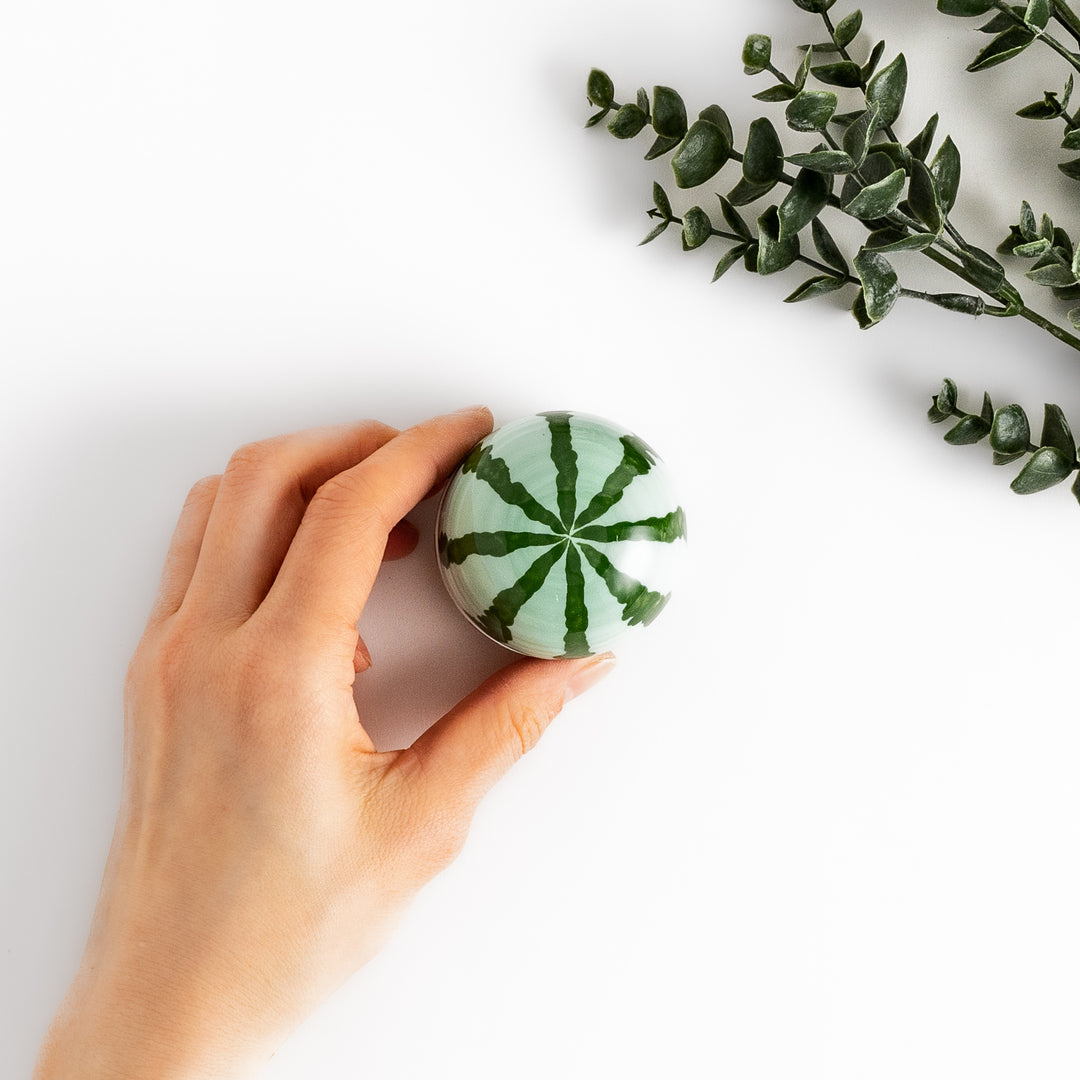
left=147, top=475, right=221, bottom=625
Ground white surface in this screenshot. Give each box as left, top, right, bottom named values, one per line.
left=4, top=1, right=1080, bottom=1076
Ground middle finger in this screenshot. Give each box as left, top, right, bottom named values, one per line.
left=184, top=420, right=399, bottom=621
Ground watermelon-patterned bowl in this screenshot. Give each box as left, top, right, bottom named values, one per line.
left=435, top=411, right=687, bottom=659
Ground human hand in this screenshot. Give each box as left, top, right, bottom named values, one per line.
left=33, top=408, right=615, bottom=1080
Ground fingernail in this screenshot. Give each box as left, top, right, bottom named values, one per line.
left=563, top=652, right=616, bottom=705
left=452, top=404, right=491, bottom=417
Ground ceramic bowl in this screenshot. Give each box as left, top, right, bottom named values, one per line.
left=436, top=411, right=686, bottom=659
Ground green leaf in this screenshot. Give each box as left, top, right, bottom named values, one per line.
left=865, top=228, right=937, bottom=252
left=653, top=182, right=673, bottom=220
left=785, top=89, right=839, bottom=132
left=853, top=248, right=900, bottom=324
left=945, top=414, right=992, bottom=443
left=637, top=88, right=650, bottom=114
left=861, top=41, right=886, bottom=82
left=1011, top=446, right=1075, bottom=492
left=908, top=158, right=943, bottom=233
left=842, top=106, right=879, bottom=168
left=1019, top=200, right=1038, bottom=240
left=968, top=26, right=1035, bottom=71
left=795, top=44, right=814, bottom=91
left=699, top=106, right=734, bottom=147
left=743, top=117, right=785, bottom=184
left=757, top=205, right=800, bottom=275
left=718, top=195, right=753, bottom=241
left=865, top=53, right=907, bottom=130
left=644, top=134, right=682, bottom=160
left=727, top=177, right=778, bottom=205
left=778, top=167, right=831, bottom=237
left=712, top=244, right=748, bottom=281
left=1062, top=129, right=1080, bottom=150
left=835, top=10, right=863, bottom=48
left=842, top=167, right=907, bottom=219
left=639, top=220, right=670, bottom=246
left=682, top=206, right=713, bottom=250
left=1038, top=212, right=1054, bottom=241
left=753, top=83, right=799, bottom=102
left=937, top=0, right=995, bottom=13
left=607, top=103, right=650, bottom=139
left=929, top=377, right=959, bottom=421
left=1026, top=262, right=1078, bottom=286
left=743, top=34, right=773, bottom=75
left=587, top=69, right=615, bottom=108
left=784, top=274, right=847, bottom=302
left=959, top=246, right=1006, bottom=292
left=990, top=403, right=1031, bottom=454
left=639, top=132, right=682, bottom=159
left=1017, top=98, right=1063, bottom=120
left=1024, top=0, right=1051, bottom=30
left=1040, top=403, right=1076, bottom=463
left=786, top=149, right=857, bottom=173
left=811, top=61, right=864, bottom=87
left=648, top=132, right=682, bottom=159
left=978, top=8, right=1024, bottom=32
left=1013, top=237, right=1051, bottom=257
left=1059, top=158, right=1080, bottom=180
left=670, top=119, right=731, bottom=188
left=652, top=86, right=688, bottom=139
left=1069, top=306, right=1080, bottom=328
left=929, top=136, right=961, bottom=213
left=870, top=141, right=913, bottom=172
left=812, top=217, right=849, bottom=275
left=907, top=113, right=940, bottom=161
left=793, top=0, right=837, bottom=11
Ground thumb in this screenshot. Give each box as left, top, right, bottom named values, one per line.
left=401, top=651, right=616, bottom=808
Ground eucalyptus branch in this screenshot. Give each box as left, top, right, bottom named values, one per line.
left=1053, top=0, right=1080, bottom=45
left=939, top=0, right=1080, bottom=178
left=929, top=378, right=1080, bottom=501
left=586, top=0, right=1080, bottom=509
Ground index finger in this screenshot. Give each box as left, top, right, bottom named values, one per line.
left=261, top=406, right=493, bottom=643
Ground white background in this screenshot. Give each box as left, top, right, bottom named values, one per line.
left=4, top=1, right=1080, bottom=1076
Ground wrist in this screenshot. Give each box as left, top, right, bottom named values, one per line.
left=33, top=962, right=266, bottom=1080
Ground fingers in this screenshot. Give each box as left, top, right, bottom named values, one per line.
left=183, top=421, right=400, bottom=621
left=262, top=407, right=493, bottom=644
left=396, top=652, right=616, bottom=810
left=147, top=475, right=221, bottom=625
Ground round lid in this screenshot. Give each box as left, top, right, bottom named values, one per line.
left=436, top=411, right=686, bottom=659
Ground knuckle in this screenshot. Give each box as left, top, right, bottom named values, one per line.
left=501, top=698, right=552, bottom=760
left=310, top=472, right=390, bottom=531
left=185, top=474, right=221, bottom=505
left=223, top=437, right=290, bottom=487
left=408, top=810, right=470, bottom=879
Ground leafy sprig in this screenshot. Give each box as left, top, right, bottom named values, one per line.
left=937, top=0, right=1080, bottom=179
left=587, top=0, right=1080, bottom=507
left=929, top=378, right=1080, bottom=499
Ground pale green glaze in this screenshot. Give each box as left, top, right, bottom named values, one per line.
left=436, top=412, right=686, bottom=659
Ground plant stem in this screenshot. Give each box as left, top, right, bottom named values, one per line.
left=1019, top=303, right=1080, bottom=350
left=993, top=0, right=1080, bottom=73
left=1053, top=0, right=1080, bottom=46
left=818, top=9, right=902, bottom=146
left=667, top=214, right=858, bottom=284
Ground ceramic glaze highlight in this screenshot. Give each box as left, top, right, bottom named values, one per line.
left=436, top=412, right=686, bottom=659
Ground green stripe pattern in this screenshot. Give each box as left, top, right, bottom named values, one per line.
left=437, top=412, right=686, bottom=659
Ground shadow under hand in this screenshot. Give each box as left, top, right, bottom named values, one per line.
left=354, top=497, right=512, bottom=752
